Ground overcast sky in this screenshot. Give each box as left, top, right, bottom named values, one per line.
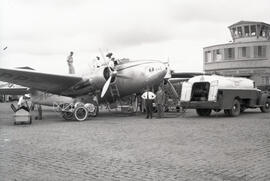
left=0, top=0, right=270, bottom=74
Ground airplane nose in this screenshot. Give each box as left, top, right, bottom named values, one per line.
left=146, top=63, right=167, bottom=84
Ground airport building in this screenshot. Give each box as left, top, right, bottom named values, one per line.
left=203, top=21, right=270, bottom=90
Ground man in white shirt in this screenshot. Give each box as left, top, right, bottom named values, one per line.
left=141, top=88, right=156, bottom=119
left=17, top=94, right=30, bottom=112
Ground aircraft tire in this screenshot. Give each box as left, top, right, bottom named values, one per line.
left=62, top=112, right=74, bottom=120
left=74, top=106, right=88, bottom=121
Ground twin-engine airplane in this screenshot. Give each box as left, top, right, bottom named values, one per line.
left=0, top=59, right=167, bottom=121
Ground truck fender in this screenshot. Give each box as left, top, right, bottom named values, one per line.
left=259, top=93, right=269, bottom=105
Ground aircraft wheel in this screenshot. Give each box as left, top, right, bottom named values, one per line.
left=196, top=109, right=211, bottom=117
left=92, top=105, right=99, bottom=117
left=74, top=106, right=88, bottom=121
left=228, top=99, right=240, bottom=117
left=91, top=101, right=99, bottom=117
left=62, top=112, right=74, bottom=120
left=260, top=99, right=270, bottom=113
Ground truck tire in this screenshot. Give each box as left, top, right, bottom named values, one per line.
left=260, top=99, right=270, bottom=113
left=228, top=99, right=240, bottom=117
left=196, top=109, right=212, bottom=117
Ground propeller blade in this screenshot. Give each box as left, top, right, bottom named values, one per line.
left=101, top=76, right=112, bottom=98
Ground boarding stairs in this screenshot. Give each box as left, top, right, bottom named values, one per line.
left=163, top=79, right=182, bottom=112
left=165, top=80, right=179, bottom=100
left=109, top=82, right=120, bottom=101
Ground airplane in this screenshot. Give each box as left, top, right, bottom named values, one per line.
left=0, top=58, right=167, bottom=121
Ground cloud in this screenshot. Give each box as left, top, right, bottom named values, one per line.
left=170, top=0, right=270, bottom=23
left=1, top=0, right=270, bottom=73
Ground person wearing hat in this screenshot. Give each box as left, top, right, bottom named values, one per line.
left=17, top=94, right=31, bottom=112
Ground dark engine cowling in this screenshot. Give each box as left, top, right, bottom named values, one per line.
left=103, top=67, right=116, bottom=83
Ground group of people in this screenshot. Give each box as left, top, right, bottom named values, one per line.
left=67, top=51, right=118, bottom=74
left=13, top=94, right=43, bottom=120
left=141, top=86, right=166, bottom=119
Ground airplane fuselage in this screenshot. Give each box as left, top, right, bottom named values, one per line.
left=29, top=60, right=167, bottom=106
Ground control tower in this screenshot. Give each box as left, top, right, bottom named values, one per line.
left=203, top=21, right=270, bottom=90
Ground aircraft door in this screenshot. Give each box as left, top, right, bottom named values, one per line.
left=180, top=82, right=192, bottom=101
left=208, top=80, right=218, bottom=101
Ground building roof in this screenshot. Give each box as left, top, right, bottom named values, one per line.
left=228, top=20, right=270, bottom=28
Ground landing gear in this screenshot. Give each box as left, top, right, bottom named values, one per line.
left=57, top=101, right=99, bottom=121
left=74, top=106, right=88, bottom=121
left=62, top=111, right=74, bottom=120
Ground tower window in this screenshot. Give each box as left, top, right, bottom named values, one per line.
left=254, top=46, right=266, bottom=58
left=237, top=27, right=243, bottom=37
left=205, top=51, right=212, bottom=63
left=213, top=49, right=222, bottom=61
left=224, top=48, right=235, bottom=60
left=251, top=25, right=256, bottom=36
left=244, top=26, right=250, bottom=36
left=238, top=47, right=250, bottom=58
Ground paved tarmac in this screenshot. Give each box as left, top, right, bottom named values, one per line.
left=0, top=102, right=270, bottom=181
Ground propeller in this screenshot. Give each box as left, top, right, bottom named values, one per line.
left=99, top=50, right=131, bottom=98
left=101, top=75, right=112, bottom=98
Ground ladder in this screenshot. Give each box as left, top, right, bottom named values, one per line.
left=109, top=82, right=120, bottom=100
left=166, top=79, right=179, bottom=100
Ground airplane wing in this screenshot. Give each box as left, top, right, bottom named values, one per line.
left=0, top=68, right=85, bottom=96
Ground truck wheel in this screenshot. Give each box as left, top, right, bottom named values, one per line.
left=196, top=109, right=212, bottom=117
left=228, top=99, right=240, bottom=117
left=74, top=106, right=88, bottom=121
left=260, top=99, right=270, bottom=113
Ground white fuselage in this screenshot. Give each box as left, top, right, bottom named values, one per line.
left=30, top=60, right=167, bottom=106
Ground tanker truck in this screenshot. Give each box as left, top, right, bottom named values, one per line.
left=180, top=75, right=270, bottom=117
